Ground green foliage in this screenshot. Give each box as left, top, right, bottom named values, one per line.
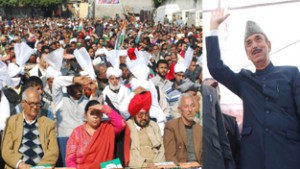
left=152, top=0, right=168, bottom=8
left=0, top=0, right=62, bottom=6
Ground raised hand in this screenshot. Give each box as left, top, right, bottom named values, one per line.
left=74, top=75, right=92, bottom=86
left=88, top=104, right=113, bottom=116
left=133, top=86, right=147, bottom=94
left=90, top=80, right=99, bottom=97
left=89, top=104, right=103, bottom=112
left=210, top=8, right=230, bottom=30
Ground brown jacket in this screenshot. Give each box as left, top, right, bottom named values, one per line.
left=1, top=113, right=59, bottom=169
left=163, top=117, right=202, bottom=165
left=127, top=119, right=165, bottom=168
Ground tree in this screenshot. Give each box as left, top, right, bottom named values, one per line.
left=0, top=0, right=62, bottom=7
left=152, top=0, right=168, bottom=8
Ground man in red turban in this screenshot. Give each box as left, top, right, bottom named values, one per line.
left=126, top=91, right=165, bottom=168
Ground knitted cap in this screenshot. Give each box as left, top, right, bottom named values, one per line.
left=128, top=91, right=152, bottom=117
left=245, top=20, right=268, bottom=41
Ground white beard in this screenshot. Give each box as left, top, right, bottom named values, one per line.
left=109, top=81, right=121, bottom=91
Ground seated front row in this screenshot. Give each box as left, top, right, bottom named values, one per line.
left=1, top=88, right=202, bottom=168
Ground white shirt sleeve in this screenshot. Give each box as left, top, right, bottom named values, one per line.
left=119, top=92, right=135, bottom=119
left=52, top=76, right=74, bottom=110
left=210, top=29, right=219, bottom=36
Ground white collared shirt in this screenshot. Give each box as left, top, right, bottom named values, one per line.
left=22, top=111, right=37, bottom=125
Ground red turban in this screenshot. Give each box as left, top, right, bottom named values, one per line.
left=128, top=91, right=152, bottom=117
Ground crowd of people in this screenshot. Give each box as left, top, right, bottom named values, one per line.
left=0, top=13, right=209, bottom=169
left=0, top=6, right=297, bottom=169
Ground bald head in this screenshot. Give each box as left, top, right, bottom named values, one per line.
left=22, top=87, right=41, bottom=101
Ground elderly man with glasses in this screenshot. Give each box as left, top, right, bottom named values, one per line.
left=1, top=87, right=59, bottom=169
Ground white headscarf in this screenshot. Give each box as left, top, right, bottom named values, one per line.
left=2, top=62, right=20, bottom=88
left=74, top=47, right=96, bottom=80
left=45, top=48, right=64, bottom=79
left=105, top=49, right=127, bottom=69
left=14, top=42, right=35, bottom=74
left=126, top=48, right=151, bottom=91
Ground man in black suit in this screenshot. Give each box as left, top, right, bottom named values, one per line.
left=202, top=84, right=235, bottom=169
left=203, top=78, right=241, bottom=169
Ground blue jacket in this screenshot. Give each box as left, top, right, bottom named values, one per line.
left=206, top=36, right=300, bottom=169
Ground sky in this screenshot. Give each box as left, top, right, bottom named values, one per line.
left=202, top=0, right=300, bottom=124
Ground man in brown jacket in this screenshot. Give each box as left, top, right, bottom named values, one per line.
left=164, top=93, right=202, bottom=165
left=1, top=87, right=58, bottom=169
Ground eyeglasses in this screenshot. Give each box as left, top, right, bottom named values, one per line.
left=136, top=112, right=149, bottom=118
left=24, top=100, right=41, bottom=107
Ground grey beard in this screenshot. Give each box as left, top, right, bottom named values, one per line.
left=109, top=81, right=121, bottom=91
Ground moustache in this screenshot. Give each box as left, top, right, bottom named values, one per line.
left=252, top=48, right=262, bottom=55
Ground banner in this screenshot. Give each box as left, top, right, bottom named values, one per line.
left=97, top=0, right=120, bottom=4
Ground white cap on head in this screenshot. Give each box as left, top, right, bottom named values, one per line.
left=95, top=48, right=107, bottom=56
left=8, top=63, right=24, bottom=77
left=174, top=63, right=187, bottom=73
left=188, top=32, right=193, bottom=36
left=9, top=77, right=21, bottom=88
left=130, top=77, right=150, bottom=91
left=85, top=36, right=91, bottom=40
left=70, top=38, right=77, bottom=43
left=106, top=67, right=122, bottom=79
left=0, top=61, right=20, bottom=88
left=93, top=57, right=104, bottom=66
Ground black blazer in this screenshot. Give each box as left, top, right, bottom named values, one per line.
left=223, top=113, right=240, bottom=169
left=202, top=85, right=235, bottom=169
